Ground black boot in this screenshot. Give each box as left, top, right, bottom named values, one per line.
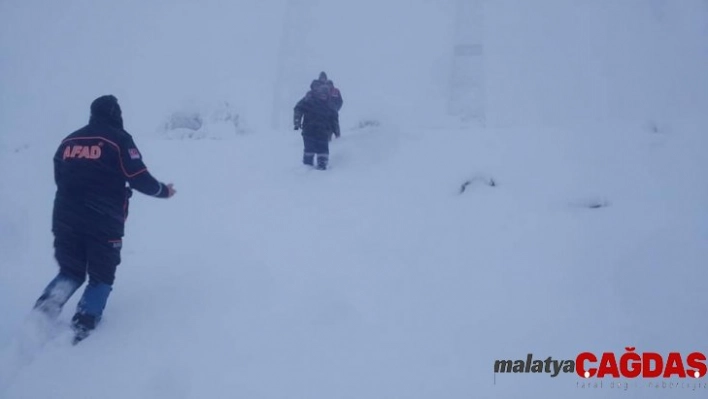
left=303, top=153, right=315, bottom=166
left=71, top=313, right=97, bottom=345
left=316, top=154, right=328, bottom=170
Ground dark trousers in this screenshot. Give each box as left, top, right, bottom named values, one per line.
left=302, top=136, right=329, bottom=169
left=34, top=230, right=122, bottom=326
left=54, top=231, right=122, bottom=286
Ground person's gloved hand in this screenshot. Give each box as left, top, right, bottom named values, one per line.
left=166, top=183, right=177, bottom=198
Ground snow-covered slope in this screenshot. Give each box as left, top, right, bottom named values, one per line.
left=2, top=121, right=706, bottom=399
left=1, top=1, right=707, bottom=398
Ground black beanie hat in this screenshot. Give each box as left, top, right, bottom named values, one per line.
left=90, top=95, right=123, bottom=128
left=319, top=71, right=328, bottom=81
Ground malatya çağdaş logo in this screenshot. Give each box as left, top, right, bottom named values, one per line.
left=494, top=348, right=707, bottom=379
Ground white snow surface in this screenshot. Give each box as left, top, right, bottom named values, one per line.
left=1, top=1, right=708, bottom=398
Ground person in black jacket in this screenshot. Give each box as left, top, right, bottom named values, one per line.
left=33, top=95, right=176, bottom=343
left=294, top=85, right=339, bottom=170
left=307, top=72, right=343, bottom=140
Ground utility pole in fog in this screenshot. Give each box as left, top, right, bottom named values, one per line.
left=272, top=0, right=311, bottom=130
left=449, top=0, right=485, bottom=125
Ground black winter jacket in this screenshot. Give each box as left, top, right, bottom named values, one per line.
left=293, top=95, right=338, bottom=141
left=53, top=100, right=169, bottom=238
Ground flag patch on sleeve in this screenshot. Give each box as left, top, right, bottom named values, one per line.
left=128, top=148, right=141, bottom=159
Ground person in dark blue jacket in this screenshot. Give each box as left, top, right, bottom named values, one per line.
left=294, top=85, right=339, bottom=170
left=33, top=95, right=176, bottom=344
left=307, top=72, right=343, bottom=140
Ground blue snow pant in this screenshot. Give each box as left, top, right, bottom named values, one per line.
left=34, top=230, right=121, bottom=329
left=302, top=136, right=329, bottom=169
